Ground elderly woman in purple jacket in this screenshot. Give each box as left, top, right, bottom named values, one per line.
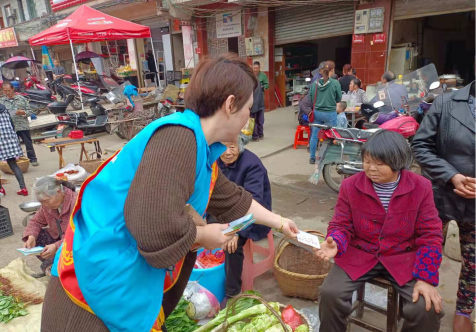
left=209, top=134, right=271, bottom=305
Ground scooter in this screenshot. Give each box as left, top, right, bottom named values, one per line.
left=16, top=77, right=57, bottom=115
left=48, top=94, right=108, bottom=137
left=51, top=77, right=100, bottom=110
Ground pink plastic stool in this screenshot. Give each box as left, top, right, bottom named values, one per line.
left=241, top=231, right=275, bottom=291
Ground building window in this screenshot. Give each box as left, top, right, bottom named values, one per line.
left=17, top=0, right=26, bottom=22
left=4, top=5, right=16, bottom=26
left=26, top=0, right=37, bottom=19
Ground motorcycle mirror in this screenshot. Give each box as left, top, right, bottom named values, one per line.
left=15, top=77, right=20, bottom=81
left=373, top=101, right=385, bottom=108
left=44, top=78, right=49, bottom=81
left=305, top=78, right=311, bottom=82
left=429, top=81, right=440, bottom=90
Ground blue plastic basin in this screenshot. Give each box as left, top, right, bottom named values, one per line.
left=189, top=248, right=226, bottom=302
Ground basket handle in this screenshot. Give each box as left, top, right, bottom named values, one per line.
left=223, top=294, right=288, bottom=331
left=88, top=151, right=102, bottom=160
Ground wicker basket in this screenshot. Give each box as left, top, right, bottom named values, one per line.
left=223, top=294, right=311, bottom=331
left=274, top=230, right=332, bottom=301
left=79, top=152, right=104, bottom=174
left=0, top=157, right=30, bottom=175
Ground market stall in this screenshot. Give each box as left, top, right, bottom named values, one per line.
left=28, top=5, right=161, bottom=106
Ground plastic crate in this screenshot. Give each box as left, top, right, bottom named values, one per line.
left=0, top=205, right=13, bottom=239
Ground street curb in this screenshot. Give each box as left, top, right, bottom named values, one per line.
left=259, top=144, right=294, bottom=159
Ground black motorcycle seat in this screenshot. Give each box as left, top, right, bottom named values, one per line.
left=336, top=127, right=379, bottom=140
left=25, top=89, right=52, bottom=98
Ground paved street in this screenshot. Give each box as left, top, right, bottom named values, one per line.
left=0, top=106, right=467, bottom=331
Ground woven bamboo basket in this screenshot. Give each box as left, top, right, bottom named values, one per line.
left=223, top=294, right=311, bottom=331
left=79, top=152, right=104, bottom=174
left=274, top=230, right=332, bottom=301
left=0, top=157, right=30, bottom=174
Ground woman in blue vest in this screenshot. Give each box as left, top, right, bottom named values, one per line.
left=41, top=53, right=299, bottom=332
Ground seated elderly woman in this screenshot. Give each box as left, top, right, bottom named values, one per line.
left=347, top=78, right=368, bottom=107
left=23, top=177, right=77, bottom=278
left=209, top=134, right=271, bottom=305
left=315, top=130, right=444, bottom=332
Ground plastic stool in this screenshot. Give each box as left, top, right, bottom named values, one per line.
left=241, top=231, right=275, bottom=291
left=293, top=125, right=310, bottom=149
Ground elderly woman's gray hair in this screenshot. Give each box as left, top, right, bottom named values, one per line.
left=33, top=176, right=64, bottom=200
left=237, top=133, right=249, bottom=154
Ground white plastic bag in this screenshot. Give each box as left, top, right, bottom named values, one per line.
left=52, top=164, right=88, bottom=185
left=183, top=281, right=220, bottom=320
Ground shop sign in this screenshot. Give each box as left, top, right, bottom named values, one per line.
left=50, top=0, right=90, bottom=12
left=353, top=34, right=364, bottom=43
left=195, top=48, right=201, bottom=54
left=372, top=33, right=386, bottom=44
left=216, top=11, right=242, bottom=39
left=0, top=27, right=18, bottom=48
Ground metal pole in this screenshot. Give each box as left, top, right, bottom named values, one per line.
left=69, top=39, right=84, bottom=110
left=149, top=35, right=160, bottom=88
left=30, top=47, right=36, bottom=60
left=105, top=40, right=111, bottom=57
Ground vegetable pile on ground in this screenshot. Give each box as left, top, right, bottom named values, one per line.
left=0, top=291, right=29, bottom=323
left=165, top=298, right=199, bottom=332
left=193, top=293, right=309, bottom=332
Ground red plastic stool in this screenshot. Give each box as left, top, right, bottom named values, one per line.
left=241, top=231, right=275, bottom=291
left=293, top=125, right=310, bottom=149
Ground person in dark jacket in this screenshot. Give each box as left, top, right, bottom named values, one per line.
left=215, top=134, right=271, bottom=304
left=412, top=81, right=475, bottom=332
left=146, top=51, right=157, bottom=83
left=298, top=93, right=312, bottom=126
left=338, top=64, right=355, bottom=94
left=250, top=81, right=265, bottom=141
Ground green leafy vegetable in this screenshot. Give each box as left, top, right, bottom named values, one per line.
left=295, top=324, right=309, bottom=332
left=164, top=298, right=198, bottom=332
left=209, top=303, right=281, bottom=332
left=0, top=291, right=29, bottom=324
left=194, top=292, right=262, bottom=332
left=265, top=323, right=292, bottom=332
left=242, top=313, right=279, bottom=332
left=228, top=322, right=247, bottom=332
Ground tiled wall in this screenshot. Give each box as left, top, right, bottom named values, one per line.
left=351, top=0, right=392, bottom=87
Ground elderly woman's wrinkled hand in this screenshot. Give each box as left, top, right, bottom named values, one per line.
left=24, top=235, right=36, bottom=249
left=412, top=280, right=443, bottom=313
left=40, top=244, right=58, bottom=260
left=314, top=237, right=338, bottom=261
left=282, top=218, right=299, bottom=239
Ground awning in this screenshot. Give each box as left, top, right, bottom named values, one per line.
left=29, top=5, right=151, bottom=46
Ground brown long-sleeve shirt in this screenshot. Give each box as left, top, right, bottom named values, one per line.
left=41, top=125, right=253, bottom=332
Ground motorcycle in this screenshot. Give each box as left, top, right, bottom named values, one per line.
left=48, top=94, right=108, bottom=137
left=50, top=77, right=100, bottom=110
left=309, top=64, right=442, bottom=193
left=15, top=76, right=57, bottom=115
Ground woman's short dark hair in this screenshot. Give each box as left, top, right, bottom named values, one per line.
left=253, top=61, right=260, bottom=67
left=361, top=130, right=412, bottom=172
left=185, top=53, right=257, bottom=118
left=352, top=78, right=362, bottom=89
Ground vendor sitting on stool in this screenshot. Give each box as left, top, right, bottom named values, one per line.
left=22, top=177, right=77, bottom=278
left=209, top=134, right=271, bottom=307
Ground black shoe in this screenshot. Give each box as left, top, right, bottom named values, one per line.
left=309, top=158, right=316, bottom=164
left=252, top=137, right=259, bottom=141
left=259, top=135, right=264, bottom=140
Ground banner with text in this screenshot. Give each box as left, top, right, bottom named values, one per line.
left=216, top=11, right=242, bottom=39
left=0, top=28, right=18, bottom=48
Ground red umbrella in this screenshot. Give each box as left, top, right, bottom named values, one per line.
left=2, top=56, right=40, bottom=69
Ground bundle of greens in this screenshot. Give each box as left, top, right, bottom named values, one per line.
left=164, top=298, right=198, bottom=332
left=0, top=291, right=29, bottom=324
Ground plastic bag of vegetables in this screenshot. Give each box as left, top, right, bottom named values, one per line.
left=183, top=281, right=220, bottom=320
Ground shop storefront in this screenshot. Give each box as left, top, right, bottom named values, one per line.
left=274, top=2, right=355, bottom=105
left=389, top=0, right=475, bottom=86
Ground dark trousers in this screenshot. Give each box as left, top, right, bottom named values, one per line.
left=319, top=263, right=443, bottom=332
left=443, top=220, right=475, bottom=314
left=17, top=130, right=37, bottom=162
left=250, top=111, right=264, bottom=139
left=224, top=236, right=248, bottom=297
left=36, top=228, right=59, bottom=272
left=5, top=158, right=25, bottom=189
